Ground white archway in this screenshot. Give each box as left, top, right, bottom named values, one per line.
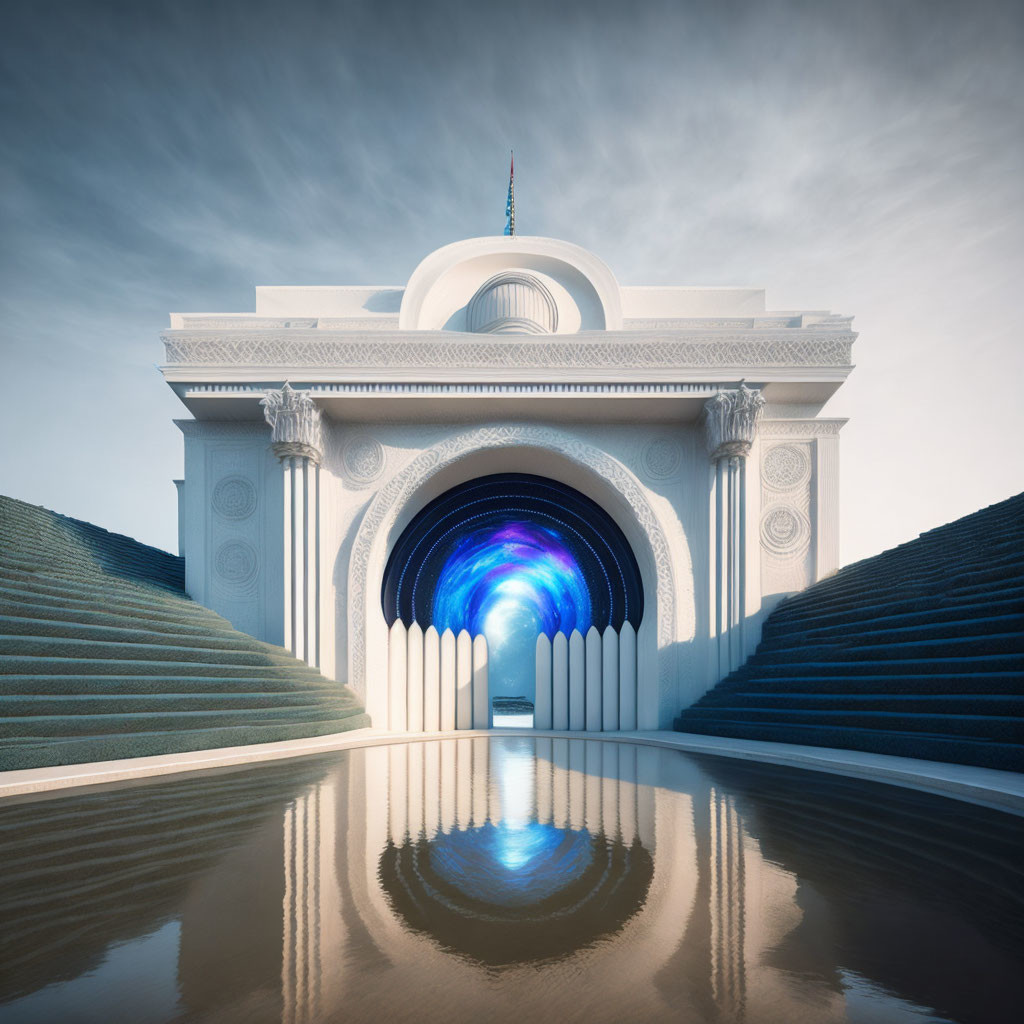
left=346, top=425, right=684, bottom=728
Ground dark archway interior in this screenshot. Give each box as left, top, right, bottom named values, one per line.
left=382, top=472, right=643, bottom=634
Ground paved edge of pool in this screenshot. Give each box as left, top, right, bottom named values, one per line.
left=2, top=728, right=1023, bottom=815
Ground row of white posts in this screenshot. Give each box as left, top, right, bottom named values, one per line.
left=387, top=622, right=489, bottom=732
left=535, top=623, right=638, bottom=732
left=387, top=620, right=639, bottom=733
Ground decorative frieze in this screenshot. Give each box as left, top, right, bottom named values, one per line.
left=260, top=382, right=323, bottom=463
left=163, top=333, right=855, bottom=370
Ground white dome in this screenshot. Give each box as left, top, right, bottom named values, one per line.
left=466, top=270, right=559, bottom=335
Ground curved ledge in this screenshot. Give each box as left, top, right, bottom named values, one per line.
left=3, top=729, right=1022, bottom=817
left=398, top=235, right=623, bottom=331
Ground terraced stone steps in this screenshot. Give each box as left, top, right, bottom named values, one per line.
left=676, top=491, right=1024, bottom=770
left=0, top=495, right=369, bottom=770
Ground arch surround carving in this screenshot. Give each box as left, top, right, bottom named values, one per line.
left=347, top=425, right=684, bottom=729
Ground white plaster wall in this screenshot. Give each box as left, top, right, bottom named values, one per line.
left=175, top=410, right=840, bottom=724
left=178, top=422, right=284, bottom=645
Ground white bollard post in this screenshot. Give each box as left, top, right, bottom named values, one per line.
left=388, top=619, right=407, bottom=732
left=534, top=633, right=553, bottom=729
left=585, top=625, right=602, bottom=732
left=619, top=621, right=637, bottom=731
left=423, top=625, right=441, bottom=732
left=552, top=632, right=569, bottom=730
left=456, top=629, right=473, bottom=730
left=407, top=621, right=424, bottom=733
left=472, top=633, right=489, bottom=729
left=569, top=629, right=585, bottom=731
left=440, top=628, right=456, bottom=731
left=602, top=625, right=620, bottom=731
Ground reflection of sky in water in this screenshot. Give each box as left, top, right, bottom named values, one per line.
left=432, top=521, right=592, bottom=698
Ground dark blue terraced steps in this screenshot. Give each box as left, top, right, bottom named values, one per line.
left=0, top=495, right=370, bottom=770
left=676, top=491, right=1024, bottom=771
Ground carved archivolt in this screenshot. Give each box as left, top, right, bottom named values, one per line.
left=347, top=425, right=680, bottom=698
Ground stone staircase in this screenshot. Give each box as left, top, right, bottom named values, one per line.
left=675, top=492, right=1024, bottom=771
left=0, top=496, right=369, bottom=771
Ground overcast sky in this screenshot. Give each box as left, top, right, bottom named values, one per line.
left=2, top=0, right=1022, bottom=565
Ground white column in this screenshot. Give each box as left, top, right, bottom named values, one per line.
left=456, top=629, right=473, bottom=730
left=602, top=626, right=619, bottom=731
left=535, top=633, right=553, bottom=729
left=472, top=633, right=489, bottom=728
left=619, top=621, right=637, bottom=730
left=568, top=629, right=586, bottom=730
left=704, top=385, right=764, bottom=680
left=552, top=632, right=569, bottom=730
left=262, top=384, right=323, bottom=666
left=388, top=620, right=407, bottom=732
left=406, top=622, right=424, bottom=733
left=282, top=458, right=293, bottom=653
left=585, top=626, right=602, bottom=732
left=423, top=626, right=441, bottom=732
left=440, top=628, right=457, bottom=731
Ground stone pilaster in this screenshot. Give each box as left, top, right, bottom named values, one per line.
left=705, top=386, right=764, bottom=679
left=261, top=384, right=323, bottom=667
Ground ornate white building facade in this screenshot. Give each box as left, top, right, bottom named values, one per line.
left=162, top=235, right=853, bottom=729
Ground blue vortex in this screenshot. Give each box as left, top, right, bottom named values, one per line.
left=431, top=520, right=592, bottom=639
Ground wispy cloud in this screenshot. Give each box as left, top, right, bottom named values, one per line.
left=2, top=0, right=1022, bottom=558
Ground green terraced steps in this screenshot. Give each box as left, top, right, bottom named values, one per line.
left=676, top=492, right=1024, bottom=770
left=0, top=495, right=369, bottom=771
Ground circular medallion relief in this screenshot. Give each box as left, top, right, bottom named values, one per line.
left=215, top=541, right=259, bottom=584
left=762, top=445, right=811, bottom=491
left=641, top=437, right=682, bottom=480
left=212, top=476, right=257, bottom=520
left=343, top=435, right=385, bottom=486
left=760, top=506, right=810, bottom=557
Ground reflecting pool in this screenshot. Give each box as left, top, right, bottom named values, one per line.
left=1, top=738, right=1022, bottom=1023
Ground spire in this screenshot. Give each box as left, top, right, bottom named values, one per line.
left=503, top=150, right=515, bottom=237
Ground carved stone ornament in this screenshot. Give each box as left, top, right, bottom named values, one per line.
left=215, top=540, right=259, bottom=584
left=342, top=434, right=386, bottom=486
left=762, top=444, right=811, bottom=491
left=260, top=382, right=323, bottom=463
left=703, top=385, right=765, bottom=460
left=212, top=476, right=257, bottom=520
left=760, top=505, right=810, bottom=558
left=641, top=437, right=682, bottom=480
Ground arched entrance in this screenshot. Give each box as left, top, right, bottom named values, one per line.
left=381, top=474, right=644, bottom=726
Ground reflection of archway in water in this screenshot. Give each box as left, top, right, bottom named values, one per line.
left=381, top=473, right=644, bottom=721
left=379, top=827, right=653, bottom=966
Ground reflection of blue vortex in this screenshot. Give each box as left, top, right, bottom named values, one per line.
left=432, top=521, right=592, bottom=639
left=427, top=822, right=595, bottom=908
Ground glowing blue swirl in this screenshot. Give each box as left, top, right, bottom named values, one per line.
left=431, top=521, right=592, bottom=641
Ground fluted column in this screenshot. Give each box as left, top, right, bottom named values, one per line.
left=262, top=383, right=323, bottom=667
left=705, top=385, right=764, bottom=678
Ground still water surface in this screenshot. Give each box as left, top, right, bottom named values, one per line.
left=1, top=737, right=1022, bottom=1024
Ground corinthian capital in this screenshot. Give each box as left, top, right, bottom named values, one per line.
left=260, top=382, right=323, bottom=463
left=704, top=384, right=765, bottom=460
